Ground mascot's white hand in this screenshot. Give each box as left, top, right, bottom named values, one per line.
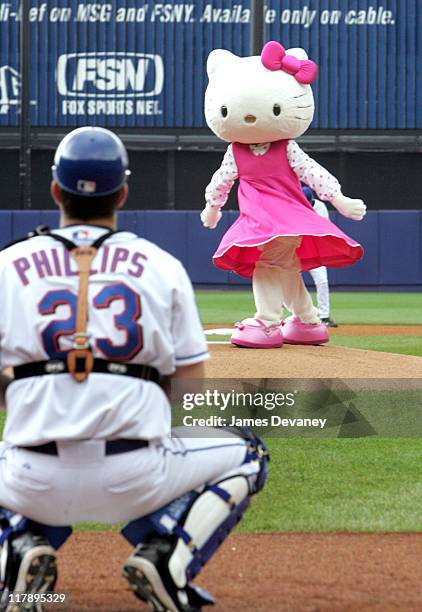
left=201, top=205, right=222, bottom=229
left=332, top=194, right=366, bottom=221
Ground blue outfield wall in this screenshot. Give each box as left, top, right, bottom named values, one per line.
left=0, top=210, right=420, bottom=288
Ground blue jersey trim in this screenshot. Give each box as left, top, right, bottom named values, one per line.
left=175, top=350, right=209, bottom=362
left=157, top=442, right=246, bottom=457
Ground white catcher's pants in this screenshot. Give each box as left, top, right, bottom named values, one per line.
left=0, top=430, right=252, bottom=526
left=253, top=237, right=320, bottom=325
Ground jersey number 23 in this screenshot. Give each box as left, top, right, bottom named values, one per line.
left=38, top=283, right=143, bottom=361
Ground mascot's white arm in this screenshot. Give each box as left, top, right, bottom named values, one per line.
left=201, top=144, right=238, bottom=229
left=288, top=141, right=366, bottom=221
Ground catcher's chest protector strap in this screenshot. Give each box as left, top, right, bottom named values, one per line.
left=67, top=245, right=96, bottom=381
left=49, top=230, right=115, bottom=382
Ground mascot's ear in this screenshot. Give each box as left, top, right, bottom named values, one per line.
left=285, top=47, right=309, bottom=61
left=207, top=49, right=238, bottom=77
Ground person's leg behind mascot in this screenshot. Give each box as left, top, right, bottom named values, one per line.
left=309, top=265, right=338, bottom=328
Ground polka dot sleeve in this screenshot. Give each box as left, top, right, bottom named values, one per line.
left=205, top=144, right=239, bottom=209
left=287, top=140, right=341, bottom=201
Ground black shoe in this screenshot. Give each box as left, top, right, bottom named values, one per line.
left=123, top=536, right=213, bottom=612
left=0, top=533, right=57, bottom=612
left=321, top=317, right=338, bottom=328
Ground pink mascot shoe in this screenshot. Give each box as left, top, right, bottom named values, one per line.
left=282, top=316, right=329, bottom=345
left=231, top=319, right=284, bottom=349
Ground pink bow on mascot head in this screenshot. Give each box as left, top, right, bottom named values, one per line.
left=261, top=41, right=318, bottom=85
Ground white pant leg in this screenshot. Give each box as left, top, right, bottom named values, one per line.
left=309, top=266, right=328, bottom=286
left=253, top=237, right=319, bottom=325
left=309, top=266, right=330, bottom=318
left=0, top=432, right=251, bottom=526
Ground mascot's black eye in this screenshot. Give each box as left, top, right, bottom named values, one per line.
left=273, top=104, right=281, bottom=116
left=221, top=106, right=228, bottom=118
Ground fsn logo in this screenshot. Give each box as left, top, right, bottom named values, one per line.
left=57, top=52, right=164, bottom=98
left=0, top=66, right=20, bottom=113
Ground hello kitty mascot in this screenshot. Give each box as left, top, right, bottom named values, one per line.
left=201, top=41, right=366, bottom=348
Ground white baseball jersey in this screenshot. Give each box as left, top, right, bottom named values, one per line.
left=312, top=198, right=329, bottom=219
left=0, top=225, right=209, bottom=446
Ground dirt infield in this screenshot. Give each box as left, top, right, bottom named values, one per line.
left=204, top=323, right=422, bottom=378
left=206, top=343, right=422, bottom=378
left=56, top=532, right=422, bottom=611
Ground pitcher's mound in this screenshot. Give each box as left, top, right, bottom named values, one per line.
left=206, top=344, right=422, bottom=378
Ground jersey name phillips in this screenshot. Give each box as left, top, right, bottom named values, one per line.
left=12, top=246, right=147, bottom=286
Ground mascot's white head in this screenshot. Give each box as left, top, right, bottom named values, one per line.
left=205, top=40, right=317, bottom=144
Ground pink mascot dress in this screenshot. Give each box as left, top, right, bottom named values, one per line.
left=201, top=41, right=366, bottom=348
left=214, top=140, right=362, bottom=276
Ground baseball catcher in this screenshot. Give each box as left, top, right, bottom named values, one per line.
left=0, top=127, right=268, bottom=612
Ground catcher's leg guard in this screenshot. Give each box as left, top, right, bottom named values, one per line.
left=221, top=426, right=269, bottom=494
left=122, top=431, right=269, bottom=611
left=0, top=510, right=57, bottom=612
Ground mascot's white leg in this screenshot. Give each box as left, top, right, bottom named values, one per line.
left=252, top=264, right=284, bottom=325
left=231, top=237, right=295, bottom=349
left=230, top=258, right=285, bottom=348
left=253, top=236, right=318, bottom=324
left=253, top=236, right=304, bottom=324
left=280, top=269, right=320, bottom=323
left=231, top=237, right=327, bottom=348
left=231, top=237, right=329, bottom=347
left=278, top=243, right=329, bottom=345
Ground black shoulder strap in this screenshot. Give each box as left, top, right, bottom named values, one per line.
left=46, top=232, right=77, bottom=251
left=43, top=228, right=117, bottom=251
left=1, top=225, right=51, bottom=251
left=2, top=225, right=120, bottom=252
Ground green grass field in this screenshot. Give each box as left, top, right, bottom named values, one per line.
left=196, top=290, right=422, bottom=325
left=244, top=438, right=422, bottom=532
left=198, top=290, right=422, bottom=356
left=1, top=291, right=421, bottom=533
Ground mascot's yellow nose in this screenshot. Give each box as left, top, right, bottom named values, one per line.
left=244, top=114, right=257, bottom=123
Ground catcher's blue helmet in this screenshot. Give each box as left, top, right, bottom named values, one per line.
left=52, top=127, right=130, bottom=197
